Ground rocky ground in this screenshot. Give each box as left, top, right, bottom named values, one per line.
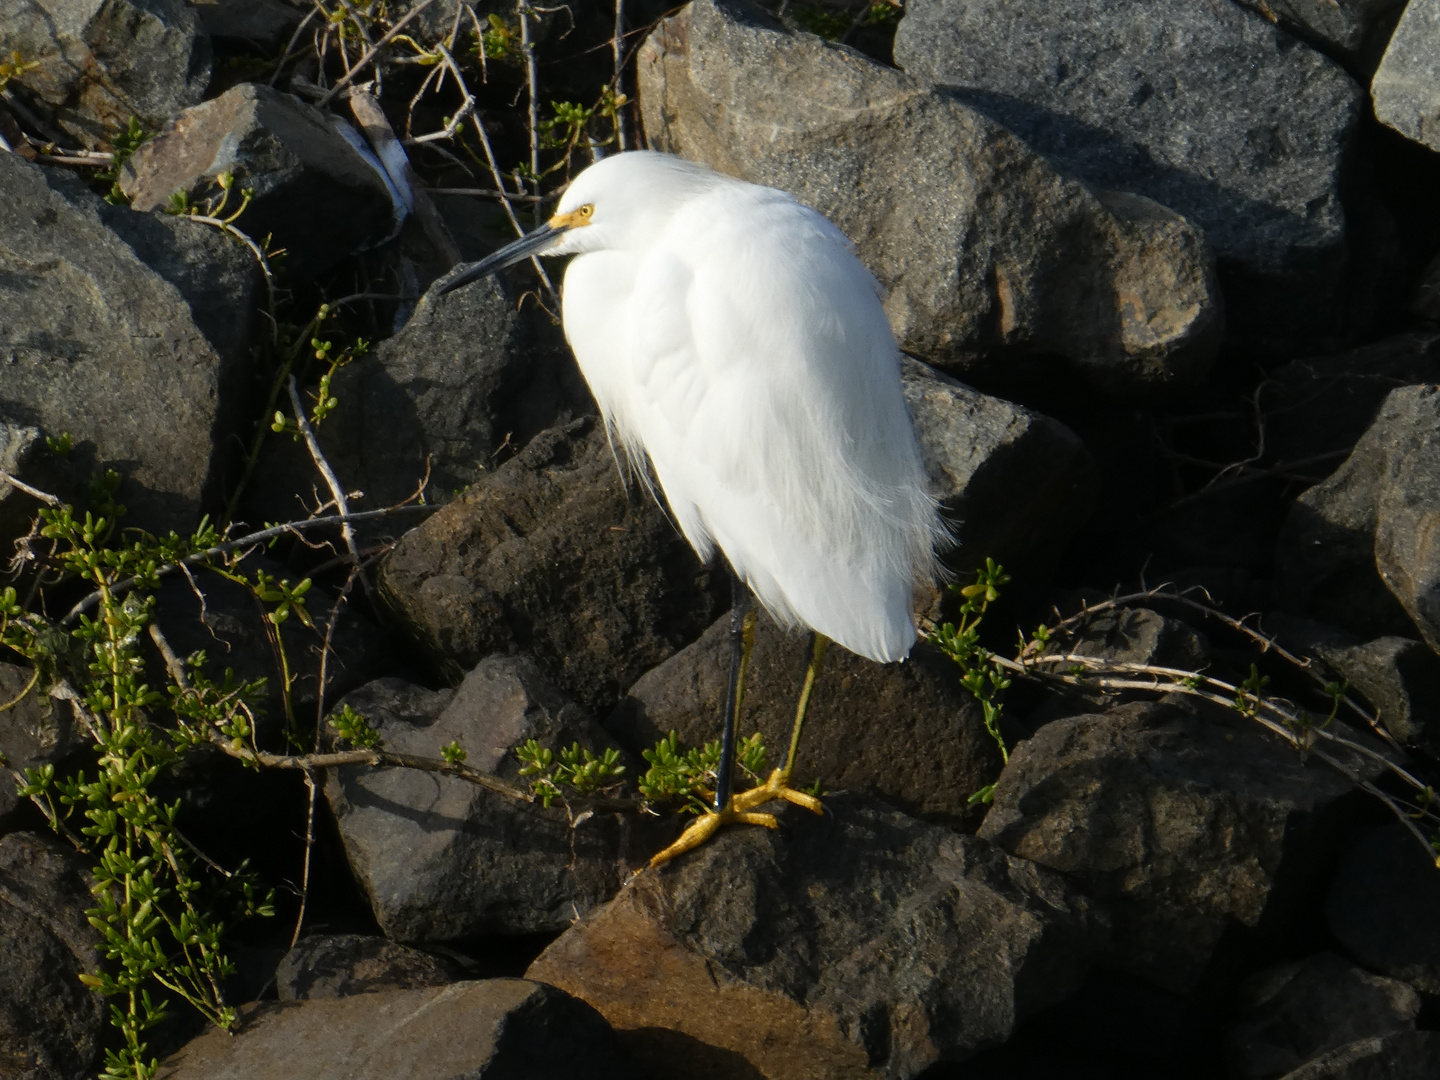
left=3, top=0, right=1440, bottom=1078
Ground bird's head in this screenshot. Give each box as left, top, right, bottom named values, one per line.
left=438, top=151, right=725, bottom=295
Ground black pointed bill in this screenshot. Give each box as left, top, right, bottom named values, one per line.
left=437, top=219, right=570, bottom=295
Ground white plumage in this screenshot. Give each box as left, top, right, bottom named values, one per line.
left=448, top=151, right=944, bottom=663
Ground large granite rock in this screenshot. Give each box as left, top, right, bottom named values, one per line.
left=0, top=0, right=211, bottom=147
left=119, top=82, right=398, bottom=282
left=637, top=0, right=1221, bottom=396
left=979, top=697, right=1366, bottom=992
left=1371, top=0, right=1440, bottom=152
left=1277, top=1032, right=1440, bottom=1080
left=528, top=794, right=1105, bottom=1080
left=0, top=151, right=259, bottom=535
left=0, top=833, right=105, bottom=1080
left=275, top=934, right=468, bottom=1002
left=153, top=979, right=632, bottom=1080
left=894, top=0, right=1362, bottom=353
left=1232, top=0, right=1405, bottom=60
left=378, top=417, right=727, bottom=708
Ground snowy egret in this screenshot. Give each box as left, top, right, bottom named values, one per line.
left=440, top=151, right=945, bottom=865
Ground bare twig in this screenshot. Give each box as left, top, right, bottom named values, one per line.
left=0, top=470, right=62, bottom=507
left=269, top=4, right=324, bottom=86
left=317, top=0, right=442, bottom=107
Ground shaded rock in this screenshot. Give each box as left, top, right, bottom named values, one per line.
left=1325, top=823, right=1440, bottom=995
left=528, top=794, right=1105, bottom=1080
left=324, top=662, right=650, bottom=941
left=637, top=0, right=1222, bottom=395
left=894, top=0, right=1362, bottom=352
left=0, top=832, right=105, bottom=1080
left=276, top=934, right=467, bottom=1002
left=0, top=420, right=45, bottom=553
left=0, top=0, right=211, bottom=147
left=607, top=609, right=1003, bottom=825
left=1304, top=627, right=1440, bottom=754
left=190, top=0, right=304, bottom=50
left=1231, top=0, right=1405, bottom=61
left=378, top=417, right=726, bottom=710
left=1050, top=604, right=1210, bottom=671
left=119, top=82, right=397, bottom=282
left=903, top=357, right=1096, bottom=580
left=150, top=554, right=388, bottom=744
left=1223, top=951, right=1420, bottom=1080
left=243, top=278, right=583, bottom=531
left=1275, top=385, right=1440, bottom=650
left=979, top=697, right=1365, bottom=993
left=1414, top=251, right=1440, bottom=322
left=153, top=979, right=632, bottom=1080
left=1278, top=1031, right=1440, bottom=1080
left=1371, top=0, right=1440, bottom=152
left=0, top=151, right=255, bottom=535
left=0, top=663, right=88, bottom=824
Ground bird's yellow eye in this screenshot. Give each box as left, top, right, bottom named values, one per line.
left=577, top=204, right=594, bottom=219
left=548, top=203, right=597, bottom=230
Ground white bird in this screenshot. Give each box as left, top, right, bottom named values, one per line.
left=441, top=150, right=945, bottom=865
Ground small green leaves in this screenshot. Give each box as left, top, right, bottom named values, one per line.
left=441, top=740, right=468, bottom=765
left=329, top=704, right=383, bottom=750
left=927, top=560, right=1012, bottom=775
left=517, top=739, right=626, bottom=806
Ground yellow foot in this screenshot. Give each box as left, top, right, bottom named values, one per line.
left=733, top=769, right=825, bottom=816
left=647, top=805, right=780, bottom=868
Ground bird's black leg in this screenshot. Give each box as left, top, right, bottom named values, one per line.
left=713, top=569, right=753, bottom=812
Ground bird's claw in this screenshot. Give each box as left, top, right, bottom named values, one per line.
left=646, top=770, right=823, bottom=869
left=733, top=768, right=824, bottom=815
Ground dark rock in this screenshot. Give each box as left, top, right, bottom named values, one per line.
left=903, top=357, right=1096, bottom=581
left=1051, top=605, right=1210, bottom=671
left=1223, top=951, right=1420, bottom=1080
left=527, top=793, right=1105, bottom=1080
left=275, top=934, right=466, bottom=1001
left=0, top=420, right=45, bottom=553
left=1414, top=251, right=1440, bottom=321
left=637, top=0, right=1222, bottom=395
left=150, top=554, right=388, bottom=744
left=152, top=979, right=632, bottom=1080
left=1277, top=1031, right=1440, bottom=1080
left=607, top=609, right=1003, bottom=824
left=323, top=662, right=648, bottom=941
left=1371, top=0, right=1440, bottom=152
left=242, top=278, right=583, bottom=531
left=119, top=82, right=398, bottom=282
left=0, top=152, right=255, bottom=535
left=190, top=0, right=304, bottom=50
left=0, top=664, right=88, bottom=824
left=1325, top=823, right=1440, bottom=995
left=979, top=697, right=1366, bottom=993
left=893, top=0, right=1362, bottom=353
left=378, top=417, right=726, bottom=710
left=0, top=0, right=211, bottom=147
left=1309, top=630, right=1440, bottom=753
left=1231, top=0, right=1405, bottom=61
left=1275, top=385, right=1440, bottom=650
left=0, top=832, right=105, bottom=1080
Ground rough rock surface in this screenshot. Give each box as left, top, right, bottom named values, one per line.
left=120, top=83, right=398, bottom=282
left=894, top=0, right=1362, bottom=351
left=244, top=278, right=584, bottom=529
left=323, top=663, right=650, bottom=941
left=902, top=357, right=1095, bottom=579
left=638, top=0, right=1222, bottom=394
left=1275, top=385, right=1440, bottom=650
left=0, top=832, right=105, bottom=1080
left=0, top=0, right=211, bottom=146
left=528, top=794, right=1104, bottom=1080
left=1325, top=824, right=1440, bottom=995
left=607, top=609, right=1003, bottom=824
left=153, top=979, right=632, bottom=1080
left=0, top=151, right=256, bottom=535
left=1223, top=951, right=1420, bottom=1080
left=978, top=697, right=1364, bottom=992
left=378, top=417, right=726, bottom=707
left=0, top=664, right=87, bottom=824
left=275, top=934, right=467, bottom=1002
left=1277, top=1031, right=1440, bottom=1080
left=1231, top=0, right=1405, bottom=59
left=1371, top=0, right=1440, bottom=152
left=190, top=0, right=304, bottom=49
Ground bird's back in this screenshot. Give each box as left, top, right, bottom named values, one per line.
left=563, top=172, right=943, bottom=663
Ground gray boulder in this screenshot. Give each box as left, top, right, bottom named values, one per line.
left=1231, top=0, right=1405, bottom=60
left=1372, top=0, right=1440, bottom=152
left=979, top=697, right=1365, bottom=992
left=190, top=0, right=304, bottom=50
left=528, top=794, right=1105, bottom=1080
left=0, top=0, right=210, bottom=147
left=1275, top=385, right=1440, bottom=651
left=0, top=833, right=105, bottom=1080
left=378, top=417, right=726, bottom=709
left=637, top=0, right=1221, bottom=395
left=1278, top=1032, right=1440, bottom=1080
left=0, top=664, right=88, bottom=824
left=275, top=934, right=468, bottom=1002
left=323, top=662, right=653, bottom=941
left=154, top=979, right=632, bottom=1080
left=1223, top=952, right=1420, bottom=1080
left=119, top=82, right=398, bottom=282
left=606, top=609, right=1004, bottom=825
left=0, top=151, right=259, bottom=535
left=893, top=0, right=1362, bottom=353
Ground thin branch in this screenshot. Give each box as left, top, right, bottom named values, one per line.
left=0, top=469, right=62, bottom=506
left=317, top=0, right=442, bottom=107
